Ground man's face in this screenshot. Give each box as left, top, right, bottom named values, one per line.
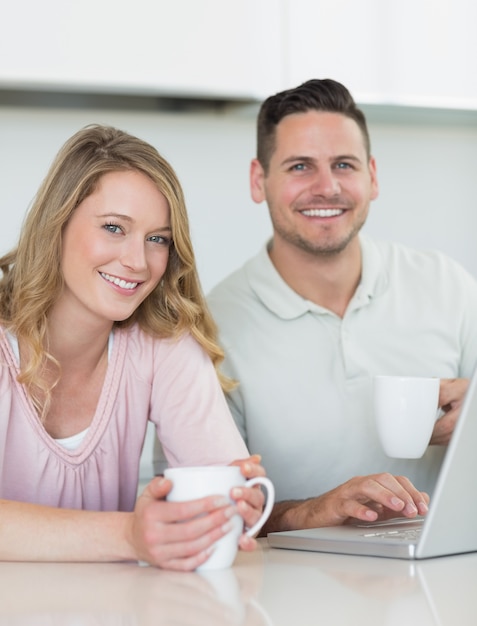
left=251, top=110, right=379, bottom=257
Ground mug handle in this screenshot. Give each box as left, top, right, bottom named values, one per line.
left=242, top=476, right=275, bottom=537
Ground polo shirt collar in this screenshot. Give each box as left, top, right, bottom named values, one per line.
left=350, top=234, right=389, bottom=309
left=245, top=235, right=389, bottom=320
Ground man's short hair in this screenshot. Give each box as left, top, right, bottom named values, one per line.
left=256, top=78, right=371, bottom=172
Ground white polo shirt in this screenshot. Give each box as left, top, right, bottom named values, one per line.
left=207, top=236, right=477, bottom=501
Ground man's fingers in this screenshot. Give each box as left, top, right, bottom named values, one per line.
left=337, top=473, right=428, bottom=521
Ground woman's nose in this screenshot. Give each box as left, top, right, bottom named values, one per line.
left=120, top=238, right=147, bottom=271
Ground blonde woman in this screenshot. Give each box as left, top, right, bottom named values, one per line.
left=0, top=124, right=264, bottom=570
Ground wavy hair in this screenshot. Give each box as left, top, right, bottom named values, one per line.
left=0, top=124, right=232, bottom=417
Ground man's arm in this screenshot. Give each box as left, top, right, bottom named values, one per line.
left=259, top=472, right=430, bottom=534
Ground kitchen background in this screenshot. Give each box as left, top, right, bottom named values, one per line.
left=1, top=0, right=476, bottom=479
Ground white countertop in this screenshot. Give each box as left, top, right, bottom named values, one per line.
left=0, top=539, right=475, bottom=625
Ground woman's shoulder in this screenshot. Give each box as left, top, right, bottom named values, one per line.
left=115, top=325, right=215, bottom=393
left=115, top=324, right=206, bottom=368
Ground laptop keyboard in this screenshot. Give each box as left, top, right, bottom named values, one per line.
left=362, top=527, right=423, bottom=541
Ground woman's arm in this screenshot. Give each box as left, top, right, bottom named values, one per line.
left=0, top=477, right=237, bottom=571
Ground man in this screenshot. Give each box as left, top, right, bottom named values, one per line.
left=207, top=79, right=477, bottom=533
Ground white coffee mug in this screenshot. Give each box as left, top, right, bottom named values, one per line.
left=164, top=465, right=275, bottom=570
left=373, top=375, right=440, bottom=458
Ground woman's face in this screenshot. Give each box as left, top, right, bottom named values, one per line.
left=59, top=169, right=171, bottom=328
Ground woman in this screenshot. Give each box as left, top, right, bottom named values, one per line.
left=0, top=124, right=265, bottom=570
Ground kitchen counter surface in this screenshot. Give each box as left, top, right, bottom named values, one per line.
left=0, top=538, right=475, bottom=625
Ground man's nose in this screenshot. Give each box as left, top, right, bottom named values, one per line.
left=309, top=168, right=340, bottom=196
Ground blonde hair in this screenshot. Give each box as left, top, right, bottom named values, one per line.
left=0, top=124, right=233, bottom=416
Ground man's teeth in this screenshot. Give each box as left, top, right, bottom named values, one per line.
left=301, top=209, right=343, bottom=217
left=101, top=273, right=138, bottom=290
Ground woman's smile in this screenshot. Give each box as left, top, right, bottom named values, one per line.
left=58, top=169, right=171, bottom=326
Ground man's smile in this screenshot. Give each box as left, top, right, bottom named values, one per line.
left=299, top=208, right=344, bottom=217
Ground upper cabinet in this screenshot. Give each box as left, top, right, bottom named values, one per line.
left=0, top=0, right=283, bottom=100
left=285, top=0, right=477, bottom=110
left=384, top=0, right=477, bottom=109
left=1, top=0, right=476, bottom=110
left=285, top=0, right=385, bottom=101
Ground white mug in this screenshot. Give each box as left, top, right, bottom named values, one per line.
left=373, top=375, right=440, bottom=458
left=164, top=465, right=275, bottom=570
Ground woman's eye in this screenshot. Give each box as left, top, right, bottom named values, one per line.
left=104, top=223, right=122, bottom=234
left=148, top=235, right=171, bottom=246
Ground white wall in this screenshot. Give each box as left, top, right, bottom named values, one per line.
left=1, top=105, right=476, bottom=285
left=364, top=121, right=477, bottom=274
left=1, top=104, right=476, bottom=478
left=0, top=106, right=272, bottom=293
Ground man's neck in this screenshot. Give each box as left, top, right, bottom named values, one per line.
left=268, top=236, right=362, bottom=318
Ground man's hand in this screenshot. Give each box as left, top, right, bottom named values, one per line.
left=430, top=378, right=468, bottom=446
left=262, top=473, right=429, bottom=534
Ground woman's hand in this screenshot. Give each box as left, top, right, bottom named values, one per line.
left=229, top=455, right=267, bottom=550
left=127, top=477, right=237, bottom=571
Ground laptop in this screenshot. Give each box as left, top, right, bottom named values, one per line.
left=268, top=367, right=477, bottom=559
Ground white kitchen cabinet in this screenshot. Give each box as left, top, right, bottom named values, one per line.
left=384, top=0, right=477, bottom=109
left=1, top=0, right=476, bottom=110
left=0, top=0, right=283, bottom=100
left=285, top=0, right=477, bottom=110
left=285, top=0, right=384, bottom=101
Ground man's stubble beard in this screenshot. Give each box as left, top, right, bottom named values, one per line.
left=272, top=213, right=367, bottom=258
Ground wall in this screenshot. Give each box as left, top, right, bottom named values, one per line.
left=1, top=102, right=476, bottom=478
left=0, top=103, right=271, bottom=293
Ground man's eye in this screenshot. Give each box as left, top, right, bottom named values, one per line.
left=336, top=162, right=352, bottom=169
left=291, top=163, right=306, bottom=171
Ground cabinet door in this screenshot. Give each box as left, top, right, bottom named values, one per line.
left=285, top=0, right=477, bottom=109
left=385, top=0, right=477, bottom=108
left=0, top=0, right=282, bottom=99
left=285, top=0, right=384, bottom=101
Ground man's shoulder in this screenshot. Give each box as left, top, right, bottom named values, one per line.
left=208, top=246, right=267, bottom=306
left=207, top=245, right=281, bottom=337
left=208, top=264, right=249, bottom=300
left=365, top=236, right=473, bottom=277
left=208, top=267, right=251, bottom=321
left=362, top=236, right=477, bottom=309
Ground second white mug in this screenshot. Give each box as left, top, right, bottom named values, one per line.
left=373, top=375, right=440, bottom=458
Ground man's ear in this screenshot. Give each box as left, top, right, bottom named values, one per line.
left=250, top=158, right=266, bottom=204
left=369, top=156, right=379, bottom=201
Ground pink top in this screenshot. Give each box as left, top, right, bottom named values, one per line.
left=0, top=325, right=248, bottom=511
